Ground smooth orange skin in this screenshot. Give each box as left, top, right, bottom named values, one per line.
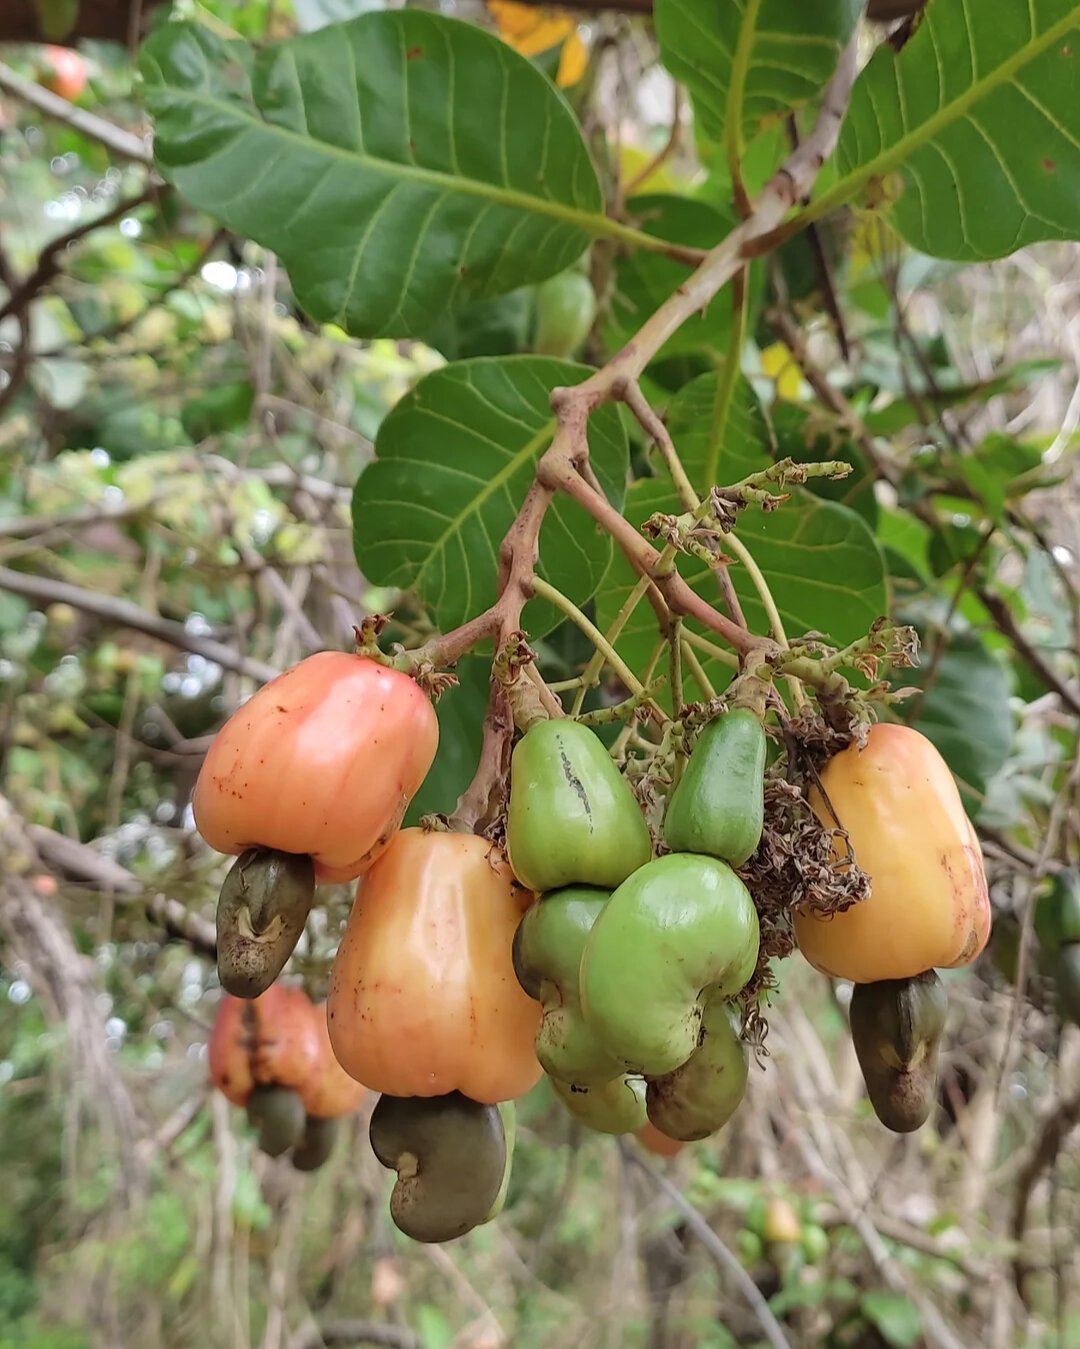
left=636, top=1121, right=685, bottom=1158
left=327, top=829, right=543, bottom=1104
left=298, top=1002, right=367, bottom=1119
left=193, top=653, right=438, bottom=884
left=41, top=47, right=87, bottom=101
left=208, top=985, right=322, bottom=1106
left=793, top=724, right=991, bottom=984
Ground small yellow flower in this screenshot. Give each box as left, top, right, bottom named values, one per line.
left=488, top=1, right=587, bottom=88
left=760, top=342, right=803, bottom=402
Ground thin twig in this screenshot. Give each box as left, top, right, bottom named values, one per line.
left=0, top=60, right=154, bottom=164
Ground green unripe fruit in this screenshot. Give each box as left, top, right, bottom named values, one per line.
left=506, top=719, right=652, bottom=893
left=552, top=1075, right=647, bottom=1135
left=246, top=1084, right=306, bottom=1157
left=580, top=852, right=760, bottom=1076
left=533, top=270, right=596, bottom=358
left=849, top=970, right=947, bottom=1133
left=513, top=887, right=626, bottom=1085
left=216, top=848, right=315, bottom=999
left=646, top=997, right=748, bottom=1141
left=801, top=1223, right=830, bottom=1263
left=663, top=709, right=767, bottom=867
left=736, top=1228, right=764, bottom=1264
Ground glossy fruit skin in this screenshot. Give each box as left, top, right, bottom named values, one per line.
left=41, top=47, right=88, bottom=101
left=645, top=998, right=748, bottom=1142
left=533, top=270, right=596, bottom=359
left=1035, top=871, right=1080, bottom=955
left=506, top=719, right=652, bottom=893
left=328, top=829, right=542, bottom=1104
left=512, top=887, right=625, bottom=1085
left=580, top=853, right=759, bottom=1076
left=246, top=1084, right=306, bottom=1157
left=193, top=653, right=438, bottom=885
left=552, top=1075, right=646, bottom=1135
left=635, top=1121, right=685, bottom=1158
left=369, top=1092, right=507, bottom=1244
left=216, top=848, right=315, bottom=999
left=849, top=970, right=947, bottom=1133
left=208, top=985, right=322, bottom=1106
left=298, top=1003, right=366, bottom=1120
left=793, top=724, right=990, bottom=983
left=663, top=710, right=767, bottom=867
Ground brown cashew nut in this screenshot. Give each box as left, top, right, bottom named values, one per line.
left=849, top=970, right=948, bottom=1133
left=369, top=1092, right=507, bottom=1244
left=216, top=848, right=315, bottom=998
left=291, top=1115, right=341, bottom=1172
left=245, top=1084, right=306, bottom=1157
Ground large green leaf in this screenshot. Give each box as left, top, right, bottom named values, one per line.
left=405, top=654, right=490, bottom=824
left=141, top=14, right=604, bottom=338
left=353, top=357, right=628, bottom=637
left=825, top=1, right=1080, bottom=260
left=595, top=372, right=887, bottom=698
left=655, top=0, right=862, bottom=146
left=601, top=195, right=761, bottom=364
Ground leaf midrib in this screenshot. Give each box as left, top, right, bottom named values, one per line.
left=153, top=85, right=675, bottom=257
left=805, top=6, right=1080, bottom=225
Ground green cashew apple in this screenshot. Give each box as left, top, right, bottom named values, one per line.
left=663, top=709, right=767, bottom=867
left=580, top=853, right=759, bottom=1076
left=646, top=997, right=748, bottom=1141
left=506, top=720, right=652, bottom=893
left=369, top=1092, right=508, bottom=1244
left=513, top=887, right=626, bottom=1085
left=849, top=970, right=948, bottom=1133
left=552, top=1075, right=647, bottom=1135
left=533, top=269, right=596, bottom=358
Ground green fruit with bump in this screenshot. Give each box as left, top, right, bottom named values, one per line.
left=646, top=997, right=748, bottom=1141
left=579, top=852, right=760, bottom=1076
left=506, top=719, right=652, bottom=893
left=216, top=847, right=315, bottom=999
left=552, top=1075, right=647, bottom=1135
left=291, top=1115, right=339, bottom=1172
left=369, top=1092, right=507, bottom=1244
left=849, top=970, right=947, bottom=1133
left=663, top=709, right=767, bottom=867
left=1035, top=871, right=1080, bottom=956
left=513, top=887, right=625, bottom=1085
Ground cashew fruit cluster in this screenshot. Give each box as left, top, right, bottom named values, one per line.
left=208, top=986, right=365, bottom=1169
left=792, top=724, right=991, bottom=1133
left=193, top=652, right=439, bottom=997
left=508, top=712, right=763, bottom=1145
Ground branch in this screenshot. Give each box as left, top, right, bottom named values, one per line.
left=1010, top=1084, right=1080, bottom=1299
left=0, top=60, right=154, bottom=165
left=0, top=564, right=281, bottom=684
left=621, top=1143, right=792, bottom=1349
left=290, top=1323, right=419, bottom=1349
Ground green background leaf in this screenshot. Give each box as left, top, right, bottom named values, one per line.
left=353, top=357, right=628, bottom=636
left=141, top=13, right=604, bottom=337
left=595, top=373, right=887, bottom=698
left=655, top=0, right=862, bottom=146
left=405, top=654, right=490, bottom=823
left=832, top=1, right=1080, bottom=260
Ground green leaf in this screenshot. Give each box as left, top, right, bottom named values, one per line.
left=860, top=1291, right=923, bottom=1349
left=595, top=372, right=887, bottom=698
left=904, top=622, right=1014, bottom=809
left=655, top=0, right=862, bottom=146
left=405, top=655, right=490, bottom=823
left=352, top=357, right=628, bottom=636
left=141, top=14, right=604, bottom=338
left=828, top=2, right=1080, bottom=261
left=601, top=195, right=752, bottom=362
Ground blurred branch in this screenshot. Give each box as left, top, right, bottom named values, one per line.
left=1010, top=1082, right=1080, bottom=1300
left=0, top=796, right=145, bottom=1195
left=621, top=1143, right=792, bottom=1349
left=291, top=1324, right=419, bottom=1349
left=28, top=820, right=218, bottom=958
left=0, top=564, right=281, bottom=683
left=0, top=60, right=154, bottom=164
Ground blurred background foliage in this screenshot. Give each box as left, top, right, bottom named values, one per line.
left=2, top=2, right=1080, bottom=1347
